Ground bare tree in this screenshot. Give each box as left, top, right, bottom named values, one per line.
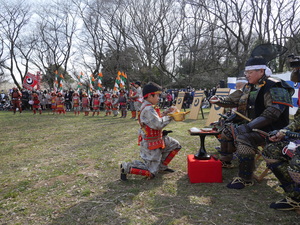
left=183, top=0, right=300, bottom=84
left=151, top=0, right=185, bottom=86
left=0, top=14, right=8, bottom=84
left=31, top=0, right=78, bottom=89
left=114, top=0, right=184, bottom=85
left=178, top=2, right=222, bottom=88
left=250, top=0, right=300, bottom=71
left=125, top=0, right=158, bottom=76
left=73, top=0, right=106, bottom=77
left=74, top=0, right=133, bottom=89
left=202, top=0, right=257, bottom=72
left=283, top=0, right=300, bottom=57
left=0, top=0, right=32, bottom=89
left=0, top=40, right=8, bottom=83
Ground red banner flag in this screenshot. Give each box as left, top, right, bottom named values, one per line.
left=23, top=72, right=38, bottom=90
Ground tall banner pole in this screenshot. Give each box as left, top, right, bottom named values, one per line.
left=36, top=71, right=41, bottom=90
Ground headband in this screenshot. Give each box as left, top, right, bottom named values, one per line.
left=245, top=65, right=272, bottom=76
left=143, top=91, right=161, bottom=98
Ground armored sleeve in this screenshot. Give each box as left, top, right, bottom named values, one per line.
left=215, top=90, right=243, bottom=108
left=260, top=86, right=293, bottom=121
left=131, top=87, right=142, bottom=99
left=140, top=105, right=171, bottom=130
left=269, top=87, right=293, bottom=108
left=259, top=89, right=289, bottom=122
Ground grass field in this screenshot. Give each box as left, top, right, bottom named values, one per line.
left=0, top=109, right=299, bottom=225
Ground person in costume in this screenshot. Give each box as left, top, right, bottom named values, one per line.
left=81, top=92, right=90, bottom=116
left=64, top=89, right=73, bottom=112
left=45, top=91, right=51, bottom=111
left=118, top=89, right=127, bottom=118
left=166, top=92, right=173, bottom=107
left=120, top=82, right=181, bottom=181
left=129, top=83, right=137, bottom=119
left=40, top=90, right=47, bottom=110
left=210, top=56, right=294, bottom=189
left=261, top=61, right=300, bottom=212
left=50, top=92, right=57, bottom=114
left=20, top=89, right=30, bottom=111
left=91, top=92, right=101, bottom=116
left=111, top=92, right=119, bottom=117
left=1, top=90, right=8, bottom=105
left=104, top=91, right=112, bottom=116
left=99, top=91, right=105, bottom=110
left=31, top=92, right=42, bottom=114
left=72, top=92, right=81, bottom=115
left=130, top=81, right=143, bottom=119
left=55, top=92, right=66, bottom=114
left=10, top=87, right=22, bottom=114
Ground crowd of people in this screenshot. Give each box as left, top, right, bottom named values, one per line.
left=0, top=83, right=218, bottom=116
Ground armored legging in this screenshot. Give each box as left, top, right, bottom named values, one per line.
left=122, top=135, right=181, bottom=175
left=12, top=100, right=22, bottom=113
left=219, top=125, right=265, bottom=181
left=120, top=104, right=127, bottom=117
left=263, top=142, right=300, bottom=200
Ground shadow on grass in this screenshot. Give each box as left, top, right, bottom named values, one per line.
left=50, top=171, right=298, bottom=225
left=49, top=177, right=164, bottom=225
left=49, top=170, right=299, bottom=225
left=147, top=173, right=299, bottom=225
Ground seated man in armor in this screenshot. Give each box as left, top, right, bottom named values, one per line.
left=210, top=57, right=294, bottom=189
left=120, top=82, right=181, bottom=180
left=262, top=64, right=300, bottom=212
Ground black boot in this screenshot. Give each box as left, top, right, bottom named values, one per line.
left=227, top=154, right=255, bottom=189
left=120, top=164, right=127, bottom=181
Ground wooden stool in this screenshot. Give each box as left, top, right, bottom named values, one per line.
left=253, top=150, right=270, bottom=182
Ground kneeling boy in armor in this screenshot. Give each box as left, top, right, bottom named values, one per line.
left=120, top=82, right=181, bottom=180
